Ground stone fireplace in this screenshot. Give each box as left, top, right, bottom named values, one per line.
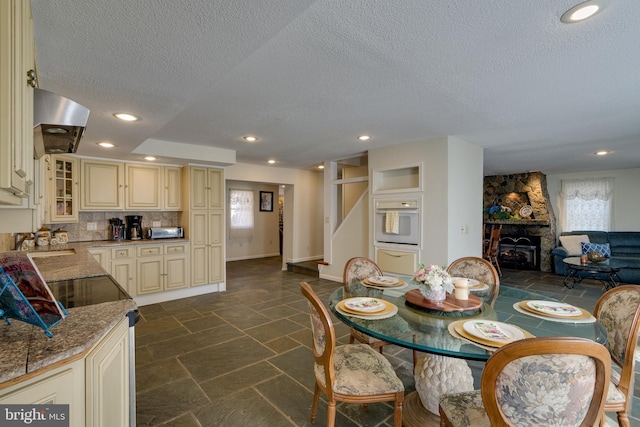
left=483, top=172, right=557, bottom=272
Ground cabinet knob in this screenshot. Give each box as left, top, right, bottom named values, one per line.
left=26, top=69, right=37, bottom=88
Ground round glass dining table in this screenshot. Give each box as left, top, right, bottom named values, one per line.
left=329, top=282, right=606, bottom=361
left=329, top=280, right=607, bottom=425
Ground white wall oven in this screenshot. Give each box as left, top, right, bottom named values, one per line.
left=374, top=199, right=420, bottom=245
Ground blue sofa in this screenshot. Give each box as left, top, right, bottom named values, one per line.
left=552, top=231, right=640, bottom=285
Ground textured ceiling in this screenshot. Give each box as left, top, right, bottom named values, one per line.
left=31, top=0, right=640, bottom=175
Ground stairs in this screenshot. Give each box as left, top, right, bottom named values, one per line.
left=286, top=259, right=322, bottom=277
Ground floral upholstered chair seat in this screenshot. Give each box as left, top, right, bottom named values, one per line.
left=314, top=344, right=404, bottom=395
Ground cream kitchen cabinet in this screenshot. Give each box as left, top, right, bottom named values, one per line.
left=80, top=159, right=125, bottom=210
left=46, top=154, right=78, bottom=223
left=0, top=359, right=85, bottom=426
left=136, top=243, right=189, bottom=295
left=0, top=316, right=131, bottom=427
left=111, top=247, right=136, bottom=297
left=85, top=315, right=130, bottom=427
left=163, top=166, right=182, bottom=210
left=88, top=247, right=110, bottom=271
left=125, top=163, right=161, bottom=210
left=187, top=166, right=223, bottom=210
left=181, top=166, right=225, bottom=287
left=80, top=160, right=170, bottom=211
left=0, top=0, right=36, bottom=204
left=189, top=211, right=224, bottom=286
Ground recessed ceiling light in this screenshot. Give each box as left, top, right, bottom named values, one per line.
left=98, top=142, right=114, bottom=148
left=114, top=113, right=139, bottom=122
left=243, top=136, right=258, bottom=142
left=594, top=150, right=610, bottom=156
left=561, top=0, right=610, bottom=23
left=144, top=156, right=157, bottom=161
left=267, top=159, right=276, bottom=164
left=45, top=127, right=68, bottom=134
left=358, top=135, right=371, bottom=141
left=317, top=165, right=325, bottom=169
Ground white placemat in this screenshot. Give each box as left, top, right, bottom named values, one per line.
left=512, top=302, right=596, bottom=323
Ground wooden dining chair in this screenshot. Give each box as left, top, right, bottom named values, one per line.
left=446, top=257, right=500, bottom=307
left=439, top=337, right=611, bottom=427
left=483, top=225, right=502, bottom=276
left=299, top=282, right=405, bottom=427
left=593, top=285, right=640, bottom=427
left=343, top=257, right=391, bottom=354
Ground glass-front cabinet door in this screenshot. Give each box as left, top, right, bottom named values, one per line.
left=49, top=155, right=78, bottom=223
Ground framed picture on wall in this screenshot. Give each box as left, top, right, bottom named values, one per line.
left=259, top=191, right=274, bottom=212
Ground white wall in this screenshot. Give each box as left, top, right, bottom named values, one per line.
left=224, top=163, right=324, bottom=268
left=447, top=137, right=484, bottom=261
left=225, top=180, right=280, bottom=261
left=319, top=191, right=369, bottom=282
left=547, top=167, right=640, bottom=233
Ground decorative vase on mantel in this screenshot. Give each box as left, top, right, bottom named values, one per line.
left=418, top=286, right=447, bottom=303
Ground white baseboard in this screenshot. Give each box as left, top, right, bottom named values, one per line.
left=319, top=272, right=342, bottom=283
left=286, top=255, right=324, bottom=263
left=226, top=252, right=281, bottom=262
left=133, top=282, right=225, bottom=306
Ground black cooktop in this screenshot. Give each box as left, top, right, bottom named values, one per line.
left=47, top=275, right=130, bottom=308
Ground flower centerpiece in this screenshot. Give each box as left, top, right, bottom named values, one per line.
left=412, top=264, right=454, bottom=302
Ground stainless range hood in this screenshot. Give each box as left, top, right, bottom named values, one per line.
left=33, top=88, right=90, bottom=158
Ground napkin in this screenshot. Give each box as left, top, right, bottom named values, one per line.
left=385, top=211, right=399, bottom=234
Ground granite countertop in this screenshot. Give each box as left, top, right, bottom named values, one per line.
left=0, top=240, right=153, bottom=387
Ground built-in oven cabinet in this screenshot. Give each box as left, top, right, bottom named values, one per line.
left=376, top=248, right=418, bottom=275
left=374, top=199, right=420, bottom=246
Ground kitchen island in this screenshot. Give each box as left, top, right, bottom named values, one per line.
left=0, top=243, right=138, bottom=426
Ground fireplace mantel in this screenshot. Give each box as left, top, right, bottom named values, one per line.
left=485, top=219, right=550, bottom=226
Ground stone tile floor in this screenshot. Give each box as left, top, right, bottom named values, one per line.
left=135, top=257, right=639, bottom=426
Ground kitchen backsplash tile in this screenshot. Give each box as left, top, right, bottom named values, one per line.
left=44, top=211, right=181, bottom=242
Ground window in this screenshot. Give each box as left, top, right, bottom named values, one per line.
left=229, top=189, right=253, bottom=239
left=560, top=178, right=614, bottom=231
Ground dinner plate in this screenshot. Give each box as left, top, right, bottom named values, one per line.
left=526, top=300, right=582, bottom=317
left=463, top=321, right=525, bottom=343
left=366, top=276, right=400, bottom=286
left=336, top=302, right=398, bottom=320
left=343, top=297, right=386, bottom=313
left=450, top=277, right=481, bottom=288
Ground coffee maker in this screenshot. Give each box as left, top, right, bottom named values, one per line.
left=109, top=218, right=125, bottom=241
left=125, top=215, right=143, bottom=240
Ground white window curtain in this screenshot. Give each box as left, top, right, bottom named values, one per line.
left=229, top=189, right=254, bottom=240
left=560, top=178, right=614, bottom=231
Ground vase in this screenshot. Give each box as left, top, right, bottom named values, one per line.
left=418, top=286, right=446, bottom=302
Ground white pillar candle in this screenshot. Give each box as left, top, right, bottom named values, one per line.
left=454, top=278, right=469, bottom=300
